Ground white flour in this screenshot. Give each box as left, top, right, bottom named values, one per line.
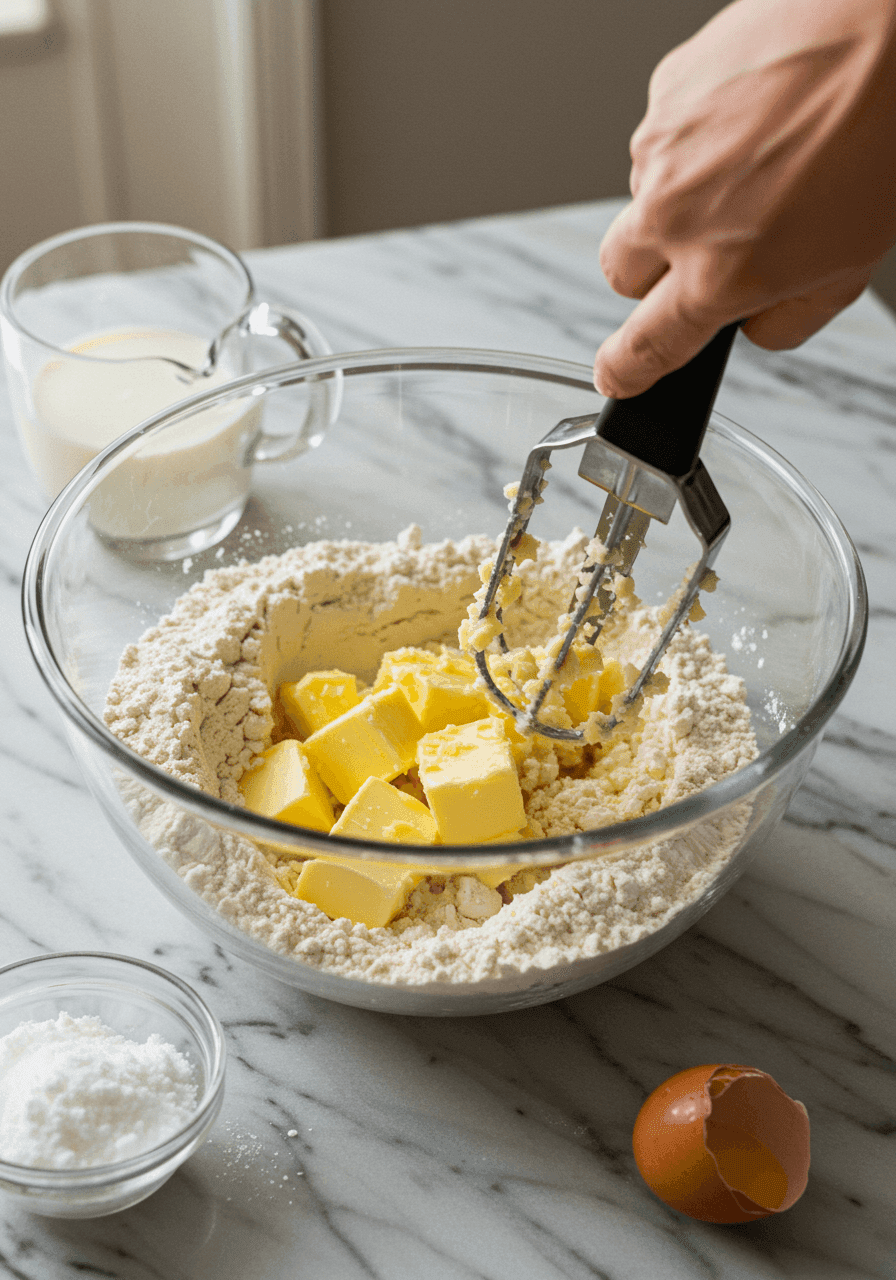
left=0, top=1013, right=197, bottom=1169
left=105, top=528, right=757, bottom=988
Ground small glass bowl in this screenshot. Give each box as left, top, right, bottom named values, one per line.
left=0, top=952, right=226, bottom=1218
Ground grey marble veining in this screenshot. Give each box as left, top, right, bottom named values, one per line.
left=1, top=200, right=895, bottom=1278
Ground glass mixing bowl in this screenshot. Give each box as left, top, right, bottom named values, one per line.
left=22, top=350, right=867, bottom=1015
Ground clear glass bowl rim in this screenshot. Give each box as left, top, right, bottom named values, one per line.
left=21, top=346, right=869, bottom=864
left=0, top=950, right=226, bottom=1189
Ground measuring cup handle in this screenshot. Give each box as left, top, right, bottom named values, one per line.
left=240, top=302, right=341, bottom=465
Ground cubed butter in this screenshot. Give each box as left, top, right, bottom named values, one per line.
left=597, top=659, right=627, bottom=711
left=303, top=684, right=423, bottom=804
left=459, top=829, right=530, bottom=888
left=330, top=776, right=438, bottom=844
left=563, top=655, right=627, bottom=722
left=238, top=739, right=334, bottom=832
left=562, top=664, right=602, bottom=723
left=403, top=667, right=492, bottom=732
left=280, top=669, right=360, bottom=737
left=469, top=862, right=527, bottom=889
left=374, top=646, right=439, bottom=691
left=293, top=858, right=424, bottom=928
left=486, top=710, right=531, bottom=766
left=417, top=718, right=526, bottom=844
left=374, top=647, right=491, bottom=731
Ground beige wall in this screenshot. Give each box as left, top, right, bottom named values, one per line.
left=319, top=0, right=728, bottom=235
left=0, top=0, right=893, bottom=314
left=0, top=19, right=84, bottom=273
left=88, top=0, right=242, bottom=241
left=0, top=0, right=269, bottom=276
left=317, top=0, right=896, bottom=312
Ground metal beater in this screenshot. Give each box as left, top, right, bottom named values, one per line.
left=473, top=323, right=740, bottom=742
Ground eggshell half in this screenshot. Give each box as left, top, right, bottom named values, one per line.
left=632, top=1063, right=811, bottom=1223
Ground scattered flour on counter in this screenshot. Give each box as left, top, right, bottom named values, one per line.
left=211, top=1121, right=305, bottom=1206
left=104, top=526, right=758, bottom=988
left=0, top=1013, right=197, bottom=1169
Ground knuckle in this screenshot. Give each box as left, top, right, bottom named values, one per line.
left=600, top=220, right=667, bottom=300
left=599, top=238, right=637, bottom=298
left=600, top=255, right=633, bottom=297
left=598, top=237, right=619, bottom=276
left=674, top=290, right=725, bottom=334
left=626, top=326, right=677, bottom=371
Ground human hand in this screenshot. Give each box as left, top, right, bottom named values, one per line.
left=594, top=0, right=896, bottom=398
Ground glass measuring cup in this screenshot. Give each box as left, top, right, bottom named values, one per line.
left=0, top=222, right=337, bottom=559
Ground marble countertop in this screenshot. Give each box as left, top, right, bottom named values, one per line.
left=1, top=200, right=895, bottom=1279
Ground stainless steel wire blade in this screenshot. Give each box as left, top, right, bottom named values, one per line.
left=523, top=495, right=651, bottom=725
left=570, top=493, right=651, bottom=630
left=470, top=325, right=738, bottom=742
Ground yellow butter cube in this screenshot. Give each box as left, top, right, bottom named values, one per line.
left=280, top=670, right=361, bottom=737
left=331, top=776, right=438, bottom=844
left=562, top=655, right=628, bottom=722
left=486, top=710, right=530, bottom=766
left=238, top=739, right=334, bottom=832
left=403, top=668, right=492, bottom=732
left=563, top=677, right=602, bottom=725
left=375, top=645, right=475, bottom=687
left=293, top=858, right=423, bottom=928
left=417, top=718, right=526, bottom=844
left=303, top=684, right=423, bottom=804
left=375, top=646, right=491, bottom=732
left=598, top=659, right=627, bottom=711
left=471, top=862, right=526, bottom=888
left=435, top=648, right=478, bottom=680
left=373, top=646, right=439, bottom=691
left=452, top=829, right=531, bottom=887
left=557, top=644, right=602, bottom=722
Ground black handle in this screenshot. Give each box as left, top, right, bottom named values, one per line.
left=595, top=321, right=740, bottom=479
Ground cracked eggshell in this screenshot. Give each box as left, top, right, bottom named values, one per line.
left=632, top=1063, right=811, bottom=1224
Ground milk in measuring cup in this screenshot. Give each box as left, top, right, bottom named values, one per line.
left=22, top=328, right=260, bottom=541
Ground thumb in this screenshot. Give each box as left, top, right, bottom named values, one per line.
left=594, top=268, right=731, bottom=398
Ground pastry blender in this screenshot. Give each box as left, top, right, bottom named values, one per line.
left=474, top=324, right=739, bottom=741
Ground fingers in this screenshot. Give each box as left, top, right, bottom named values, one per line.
left=593, top=268, right=730, bottom=398
left=595, top=263, right=872, bottom=399
left=599, top=204, right=667, bottom=300
left=741, top=269, right=873, bottom=350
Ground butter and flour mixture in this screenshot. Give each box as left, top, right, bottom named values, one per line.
left=104, top=527, right=757, bottom=987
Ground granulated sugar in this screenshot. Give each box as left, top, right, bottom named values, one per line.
left=0, top=1013, right=197, bottom=1169
left=104, top=527, right=757, bottom=988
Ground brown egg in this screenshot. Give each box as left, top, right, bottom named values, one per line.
left=632, top=1064, right=811, bottom=1223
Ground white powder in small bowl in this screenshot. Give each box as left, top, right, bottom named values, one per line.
left=0, top=1012, right=198, bottom=1169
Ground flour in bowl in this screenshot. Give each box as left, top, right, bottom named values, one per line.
left=104, top=527, right=757, bottom=987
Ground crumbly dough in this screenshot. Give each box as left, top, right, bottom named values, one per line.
left=105, top=526, right=758, bottom=987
